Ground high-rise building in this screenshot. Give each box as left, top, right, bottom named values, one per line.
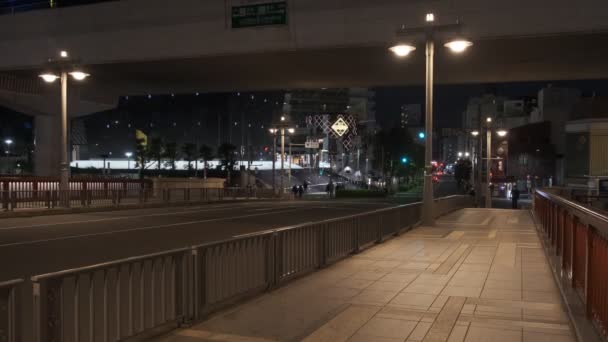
left=400, top=104, right=422, bottom=128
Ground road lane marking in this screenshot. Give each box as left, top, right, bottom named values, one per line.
left=0, top=208, right=303, bottom=248
left=0, top=203, right=278, bottom=231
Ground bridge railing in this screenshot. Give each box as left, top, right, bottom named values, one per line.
left=535, top=189, right=608, bottom=340
left=0, top=279, right=22, bottom=342
left=0, top=187, right=277, bottom=212
left=27, top=195, right=468, bottom=341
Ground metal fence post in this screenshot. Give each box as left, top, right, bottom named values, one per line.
left=190, top=248, right=200, bottom=320
left=585, top=224, right=592, bottom=317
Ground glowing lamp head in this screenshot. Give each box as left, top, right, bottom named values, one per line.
left=425, top=13, right=435, bottom=22
left=444, top=39, right=473, bottom=53
left=486, top=117, right=493, bottom=123
left=4, top=139, right=13, bottom=145
left=288, top=128, right=295, bottom=134
left=389, top=44, right=416, bottom=57
left=280, top=116, right=286, bottom=122
left=458, top=152, right=463, bottom=157
left=39, top=73, right=59, bottom=83
left=497, top=130, right=508, bottom=137
left=471, top=130, right=480, bottom=136
left=69, top=71, right=90, bottom=81
left=125, top=152, right=133, bottom=158
left=418, top=132, right=426, bottom=139
left=60, top=50, right=68, bottom=58
left=269, top=128, right=277, bottom=134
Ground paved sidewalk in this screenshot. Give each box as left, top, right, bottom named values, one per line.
left=157, top=208, right=574, bottom=342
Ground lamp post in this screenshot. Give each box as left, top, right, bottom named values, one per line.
left=483, top=117, right=508, bottom=208
left=390, top=14, right=472, bottom=225
left=269, top=119, right=294, bottom=195
left=39, top=50, right=90, bottom=207
left=125, top=152, right=133, bottom=170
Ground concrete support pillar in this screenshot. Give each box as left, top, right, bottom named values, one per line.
left=34, top=115, right=62, bottom=177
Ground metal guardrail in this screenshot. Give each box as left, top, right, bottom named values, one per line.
left=0, top=279, right=23, bottom=342
left=535, top=189, right=608, bottom=340
left=0, top=195, right=468, bottom=341
left=1, top=187, right=274, bottom=212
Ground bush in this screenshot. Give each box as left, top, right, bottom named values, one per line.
left=336, top=189, right=387, bottom=198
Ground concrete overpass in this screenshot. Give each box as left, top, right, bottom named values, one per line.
left=0, top=0, right=607, bottom=175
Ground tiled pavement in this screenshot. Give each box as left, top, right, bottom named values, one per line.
left=156, top=208, right=575, bottom=342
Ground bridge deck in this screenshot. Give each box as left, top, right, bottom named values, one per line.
left=157, top=208, right=574, bottom=342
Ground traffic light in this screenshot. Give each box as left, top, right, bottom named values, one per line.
left=401, top=156, right=408, bottom=164
left=418, top=132, right=425, bottom=139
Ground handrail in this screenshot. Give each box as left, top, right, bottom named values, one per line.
left=0, top=278, right=23, bottom=288
left=536, top=189, right=608, bottom=228
left=30, top=247, right=190, bottom=281
left=30, top=199, right=436, bottom=281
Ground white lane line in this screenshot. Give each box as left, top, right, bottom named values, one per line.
left=0, top=208, right=301, bottom=248
left=0, top=203, right=276, bottom=231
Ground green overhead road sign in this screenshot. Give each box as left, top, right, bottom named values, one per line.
left=231, top=2, right=287, bottom=29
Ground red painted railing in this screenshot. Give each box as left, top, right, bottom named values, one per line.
left=535, top=189, right=608, bottom=339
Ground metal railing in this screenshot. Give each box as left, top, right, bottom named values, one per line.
left=1, top=187, right=275, bottom=212
left=25, top=195, right=467, bottom=341
left=535, top=189, right=608, bottom=340
left=0, top=279, right=22, bottom=342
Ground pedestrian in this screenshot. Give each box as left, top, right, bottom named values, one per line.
left=326, top=180, right=334, bottom=198
left=298, top=185, right=304, bottom=198
left=292, top=185, right=298, bottom=199
left=511, top=185, right=520, bottom=209
left=303, top=181, right=308, bottom=192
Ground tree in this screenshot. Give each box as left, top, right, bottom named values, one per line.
left=454, top=158, right=472, bottom=189
left=134, top=138, right=149, bottom=180
left=181, top=143, right=198, bottom=175
left=217, top=143, right=236, bottom=185
left=199, top=144, right=214, bottom=179
left=373, top=126, right=424, bottom=185
left=148, top=138, right=163, bottom=172
left=162, top=142, right=178, bottom=170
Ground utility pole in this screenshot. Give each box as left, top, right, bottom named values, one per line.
left=486, top=120, right=492, bottom=208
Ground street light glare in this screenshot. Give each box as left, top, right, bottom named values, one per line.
left=60, top=50, right=68, bottom=58
left=39, top=73, right=59, bottom=83
left=4, top=139, right=13, bottom=145
left=389, top=44, right=416, bottom=57
left=444, top=39, right=473, bottom=53
left=69, top=71, right=90, bottom=81
left=425, top=13, right=435, bottom=22
left=465, top=152, right=470, bottom=157
left=269, top=128, right=277, bottom=134
left=125, top=152, right=133, bottom=158
left=497, top=130, right=508, bottom=137
left=288, top=128, right=295, bottom=134
left=280, top=116, right=286, bottom=122
left=471, top=130, right=480, bottom=136
left=486, top=117, right=493, bottom=123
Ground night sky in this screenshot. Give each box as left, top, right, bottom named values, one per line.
left=375, top=79, right=608, bottom=128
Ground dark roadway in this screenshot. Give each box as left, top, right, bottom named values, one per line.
left=0, top=199, right=398, bottom=281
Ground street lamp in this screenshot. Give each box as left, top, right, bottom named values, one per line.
left=39, top=50, right=90, bottom=207
left=390, top=14, right=472, bottom=226
left=4, top=139, right=12, bottom=156
left=269, top=121, right=294, bottom=195
left=125, top=152, right=133, bottom=170
left=484, top=118, right=508, bottom=209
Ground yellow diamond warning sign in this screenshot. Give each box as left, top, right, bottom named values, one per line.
left=331, top=118, right=349, bottom=137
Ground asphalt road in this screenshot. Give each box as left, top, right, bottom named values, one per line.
left=0, top=199, right=397, bottom=281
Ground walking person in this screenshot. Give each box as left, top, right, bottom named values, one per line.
left=297, top=185, right=304, bottom=199
left=511, top=184, right=520, bottom=209
left=292, top=185, right=298, bottom=199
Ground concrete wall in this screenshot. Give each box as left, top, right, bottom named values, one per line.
left=0, top=0, right=606, bottom=70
